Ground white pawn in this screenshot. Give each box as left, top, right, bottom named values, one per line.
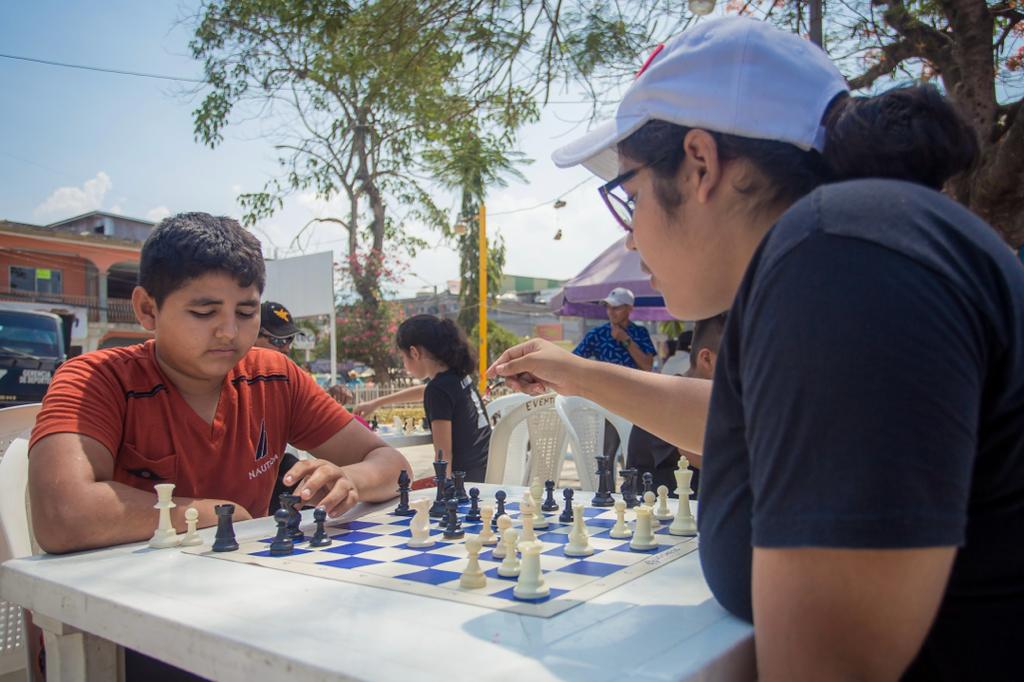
left=460, top=537, right=487, bottom=589
left=643, top=491, right=661, bottom=530
left=513, top=541, right=550, bottom=600
left=149, top=483, right=179, bottom=549
left=653, top=485, right=674, bottom=522
left=563, top=504, right=594, bottom=557
left=478, top=505, right=497, bottom=545
left=529, top=480, right=549, bottom=529
left=179, top=507, right=203, bottom=547
left=492, top=515, right=513, bottom=559
left=609, top=499, right=632, bottom=539
left=519, top=495, right=537, bottom=542
left=407, top=498, right=435, bottom=547
left=629, top=505, right=658, bottom=551
left=669, top=467, right=697, bottom=536
left=497, top=528, right=521, bottom=577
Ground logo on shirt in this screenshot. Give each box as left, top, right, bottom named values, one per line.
left=254, top=421, right=268, bottom=461
left=247, top=421, right=279, bottom=480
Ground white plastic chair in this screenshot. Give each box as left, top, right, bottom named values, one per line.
left=0, top=403, right=42, bottom=680
left=556, top=396, right=634, bottom=491
left=484, top=394, right=568, bottom=487
left=484, top=393, right=531, bottom=427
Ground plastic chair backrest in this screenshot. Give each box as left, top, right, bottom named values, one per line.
left=0, top=403, right=41, bottom=678
left=484, top=394, right=568, bottom=486
left=556, top=396, right=634, bottom=491
left=484, top=393, right=531, bottom=426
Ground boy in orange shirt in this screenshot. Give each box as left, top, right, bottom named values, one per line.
left=29, top=212, right=409, bottom=554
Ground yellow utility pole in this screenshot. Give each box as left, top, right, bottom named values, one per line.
left=478, top=203, right=488, bottom=394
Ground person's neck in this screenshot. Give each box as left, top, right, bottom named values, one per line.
left=422, top=358, right=449, bottom=381
left=154, top=347, right=225, bottom=403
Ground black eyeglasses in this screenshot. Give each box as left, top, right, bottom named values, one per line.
left=260, top=334, right=294, bottom=348
left=598, top=154, right=672, bottom=232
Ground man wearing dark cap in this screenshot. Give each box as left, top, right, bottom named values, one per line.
left=255, top=301, right=301, bottom=353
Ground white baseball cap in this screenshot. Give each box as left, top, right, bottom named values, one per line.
left=552, top=17, right=849, bottom=181
left=602, top=287, right=636, bottom=307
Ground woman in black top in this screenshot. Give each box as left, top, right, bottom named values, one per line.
left=395, top=315, right=490, bottom=481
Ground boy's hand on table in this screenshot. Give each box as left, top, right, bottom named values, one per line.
left=284, top=459, right=359, bottom=518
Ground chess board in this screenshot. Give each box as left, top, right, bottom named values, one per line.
left=183, top=495, right=698, bottom=618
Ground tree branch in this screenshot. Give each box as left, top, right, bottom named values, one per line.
left=847, top=37, right=920, bottom=90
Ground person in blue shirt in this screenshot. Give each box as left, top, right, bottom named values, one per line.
left=572, top=287, right=655, bottom=371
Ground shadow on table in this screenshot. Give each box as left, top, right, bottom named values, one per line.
left=461, top=599, right=754, bottom=681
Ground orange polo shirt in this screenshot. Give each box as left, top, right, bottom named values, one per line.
left=31, top=341, right=351, bottom=517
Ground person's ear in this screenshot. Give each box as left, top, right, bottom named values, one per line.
left=409, top=346, right=421, bottom=361
left=132, top=286, right=158, bottom=331
left=697, top=348, right=714, bottom=376
left=682, top=129, right=722, bottom=204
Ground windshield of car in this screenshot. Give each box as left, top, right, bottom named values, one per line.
left=0, top=311, right=62, bottom=358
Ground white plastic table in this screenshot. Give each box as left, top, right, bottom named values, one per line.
left=0, top=485, right=754, bottom=682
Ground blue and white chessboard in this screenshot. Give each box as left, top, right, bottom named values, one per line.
left=184, top=495, right=698, bottom=618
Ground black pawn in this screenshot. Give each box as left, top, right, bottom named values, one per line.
left=454, top=471, right=469, bottom=504
left=370, top=416, right=379, bottom=431
left=429, top=459, right=447, bottom=518
left=492, top=490, right=508, bottom=528
left=465, top=487, right=482, bottom=522
left=309, top=507, right=332, bottom=547
left=443, top=499, right=464, bottom=539
left=541, top=480, right=559, bottom=511
left=280, top=494, right=305, bottom=541
left=641, top=471, right=654, bottom=497
left=558, top=488, right=575, bottom=523
left=269, top=508, right=294, bottom=556
left=394, top=469, right=413, bottom=516
left=212, top=504, right=239, bottom=552
left=591, top=456, right=614, bottom=507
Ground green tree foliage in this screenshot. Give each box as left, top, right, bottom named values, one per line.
left=469, top=320, right=524, bottom=366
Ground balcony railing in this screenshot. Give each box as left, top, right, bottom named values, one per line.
left=0, top=289, right=138, bottom=324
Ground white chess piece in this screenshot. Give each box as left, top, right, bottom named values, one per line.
left=669, top=467, right=697, bottom=536
left=149, top=483, right=179, bottom=548
left=529, top=480, right=549, bottom=529
left=519, top=495, right=537, bottom=542
left=563, top=504, right=594, bottom=557
left=497, top=529, right=521, bottom=577
left=629, top=505, right=658, bottom=551
left=478, top=505, right=497, bottom=545
left=513, top=541, right=550, bottom=599
left=460, top=537, right=487, bottom=589
left=407, top=498, right=435, bottom=547
left=393, top=415, right=404, bottom=433
left=609, top=499, right=632, bottom=539
left=179, top=507, right=203, bottom=547
left=653, top=485, right=674, bottom=522
left=492, top=515, right=513, bottom=559
left=643, top=491, right=661, bottom=530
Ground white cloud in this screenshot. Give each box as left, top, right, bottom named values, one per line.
left=33, top=171, right=113, bottom=222
left=108, top=203, right=124, bottom=215
left=145, top=206, right=171, bottom=222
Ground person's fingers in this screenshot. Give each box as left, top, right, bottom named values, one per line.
left=487, top=339, right=543, bottom=377
left=282, top=459, right=319, bottom=486
left=322, top=480, right=357, bottom=518
left=295, top=463, right=334, bottom=502
left=491, top=353, right=540, bottom=378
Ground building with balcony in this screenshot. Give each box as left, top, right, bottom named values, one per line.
left=0, top=212, right=155, bottom=354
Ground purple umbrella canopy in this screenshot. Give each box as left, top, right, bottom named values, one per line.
left=551, top=236, right=675, bottom=320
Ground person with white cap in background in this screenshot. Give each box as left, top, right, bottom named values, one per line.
left=572, top=286, right=656, bottom=371
left=489, top=16, right=1024, bottom=681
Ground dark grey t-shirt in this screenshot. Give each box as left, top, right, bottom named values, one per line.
left=699, top=179, right=1024, bottom=680
left=423, top=370, right=491, bottom=480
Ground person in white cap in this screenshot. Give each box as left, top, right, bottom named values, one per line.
left=572, top=287, right=656, bottom=371
left=488, top=16, right=1024, bottom=681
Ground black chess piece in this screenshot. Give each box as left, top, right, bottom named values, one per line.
left=541, top=480, right=559, bottom=511
left=370, top=416, right=379, bottom=431
left=591, top=455, right=614, bottom=507
left=558, top=488, right=575, bottom=523
left=443, top=499, right=464, bottom=539
left=212, top=503, right=239, bottom=552
left=444, top=477, right=456, bottom=502
left=393, top=470, right=413, bottom=516
left=641, top=471, right=654, bottom=497
left=309, top=507, right=332, bottom=547
left=269, top=508, right=294, bottom=556
left=280, top=493, right=305, bottom=541
left=465, top=487, right=482, bottom=522
left=454, top=471, right=469, bottom=504
left=621, top=468, right=639, bottom=508
left=492, top=490, right=508, bottom=527
left=429, top=459, right=447, bottom=518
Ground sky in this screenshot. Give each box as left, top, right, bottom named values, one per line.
left=0, top=1, right=629, bottom=299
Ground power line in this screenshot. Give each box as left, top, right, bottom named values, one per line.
left=0, top=53, right=204, bottom=83
left=488, top=176, right=597, bottom=216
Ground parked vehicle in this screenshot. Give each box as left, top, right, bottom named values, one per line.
left=0, top=308, right=66, bottom=407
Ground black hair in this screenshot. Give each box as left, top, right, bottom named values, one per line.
left=396, top=315, right=477, bottom=376
left=139, top=212, right=266, bottom=306
left=690, top=312, right=727, bottom=363
left=617, top=84, right=978, bottom=213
